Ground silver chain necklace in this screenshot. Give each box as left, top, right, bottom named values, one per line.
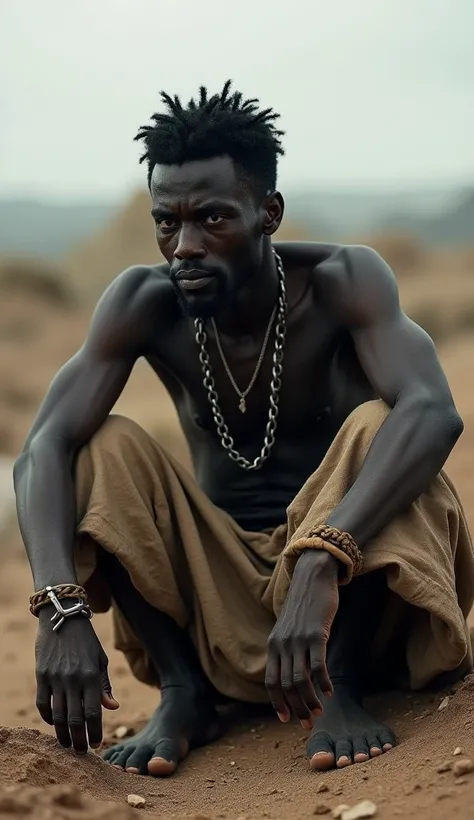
left=211, top=302, right=277, bottom=414
left=194, top=249, right=287, bottom=471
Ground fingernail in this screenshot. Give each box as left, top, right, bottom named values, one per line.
left=300, top=719, right=312, bottom=730
left=277, top=712, right=289, bottom=723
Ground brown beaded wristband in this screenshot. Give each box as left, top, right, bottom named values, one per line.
left=29, top=584, right=88, bottom=617
left=283, top=524, right=363, bottom=585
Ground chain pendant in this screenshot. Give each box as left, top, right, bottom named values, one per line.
left=239, top=397, right=246, bottom=413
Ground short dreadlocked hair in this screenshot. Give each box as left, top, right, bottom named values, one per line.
left=134, top=81, right=285, bottom=197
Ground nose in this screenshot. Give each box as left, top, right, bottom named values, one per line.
left=173, top=224, right=206, bottom=261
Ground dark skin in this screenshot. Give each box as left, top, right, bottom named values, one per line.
left=14, top=155, right=463, bottom=774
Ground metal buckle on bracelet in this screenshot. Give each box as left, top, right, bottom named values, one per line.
left=45, top=585, right=92, bottom=632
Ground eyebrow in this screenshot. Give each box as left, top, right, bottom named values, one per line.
left=151, top=200, right=239, bottom=218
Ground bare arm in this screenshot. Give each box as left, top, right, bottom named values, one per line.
left=265, top=245, right=463, bottom=725
left=323, top=244, right=463, bottom=547
left=14, top=266, right=154, bottom=590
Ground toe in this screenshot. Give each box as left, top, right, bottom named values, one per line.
left=335, top=739, right=353, bottom=768
left=110, top=746, right=137, bottom=770
left=367, top=736, right=383, bottom=757
left=102, top=745, right=123, bottom=762
left=307, top=731, right=335, bottom=771
left=352, top=735, right=370, bottom=763
left=379, top=728, right=396, bottom=752
left=147, top=738, right=183, bottom=777
left=125, top=746, right=154, bottom=776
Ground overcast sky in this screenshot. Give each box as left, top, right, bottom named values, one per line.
left=1, top=0, right=473, bottom=200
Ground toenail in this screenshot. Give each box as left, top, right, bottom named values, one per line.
left=383, top=744, right=393, bottom=751
left=337, top=756, right=351, bottom=766
left=126, top=767, right=140, bottom=774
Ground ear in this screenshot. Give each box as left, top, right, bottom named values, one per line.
left=262, top=191, right=284, bottom=236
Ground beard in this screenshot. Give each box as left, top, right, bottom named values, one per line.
left=171, top=279, right=236, bottom=319
left=169, top=262, right=234, bottom=319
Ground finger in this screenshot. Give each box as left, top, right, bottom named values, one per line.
left=52, top=688, right=71, bottom=748
left=101, top=667, right=119, bottom=710
left=279, top=650, right=309, bottom=726
left=83, top=682, right=103, bottom=750
left=66, top=689, right=88, bottom=754
left=265, top=652, right=289, bottom=722
left=36, top=679, right=53, bottom=726
left=293, top=650, right=322, bottom=727
left=309, top=642, right=333, bottom=698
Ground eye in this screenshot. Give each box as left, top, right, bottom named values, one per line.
left=203, top=214, right=224, bottom=226
left=156, top=218, right=178, bottom=231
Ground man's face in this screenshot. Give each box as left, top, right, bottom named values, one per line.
left=150, top=156, right=267, bottom=318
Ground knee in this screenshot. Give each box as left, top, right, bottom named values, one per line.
left=89, top=414, right=149, bottom=453
left=343, top=400, right=390, bottom=439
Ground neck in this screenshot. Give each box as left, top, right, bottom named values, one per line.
left=212, top=241, right=279, bottom=337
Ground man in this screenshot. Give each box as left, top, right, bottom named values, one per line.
left=14, top=82, right=474, bottom=778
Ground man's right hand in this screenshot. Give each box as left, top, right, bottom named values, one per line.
left=35, top=609, right=119, bottom=753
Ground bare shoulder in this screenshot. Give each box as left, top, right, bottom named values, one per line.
left=88, top=262, right=177, bottom=353
left=98, top=262, right=172, bottom=317
left=312, top=243, right=400, bottom=326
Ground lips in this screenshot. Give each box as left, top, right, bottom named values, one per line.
left=174, top=269, right=215, bottom=291
left=177, top=276, right=214, bottom=291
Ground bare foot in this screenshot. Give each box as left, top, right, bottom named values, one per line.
left=307, top=683, right=396, bottom=770
left=103, top=685, right=220, bottom=776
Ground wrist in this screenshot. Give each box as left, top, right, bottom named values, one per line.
left=295, top=548, right=339, bottom=576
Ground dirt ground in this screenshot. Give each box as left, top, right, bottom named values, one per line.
left=1, top=281, right=474, bottom=817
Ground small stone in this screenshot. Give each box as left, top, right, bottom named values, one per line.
left=455, top=778, right=467, bottom=785
left=317, top=782, right=329, bottom=794
left=436, top=761, right=452, bottom=773
left=333, top=787, right=343, bottom=796
left=453, top=758, right=474, bottom=777
left=314, top=805, right=330, bottom=816
left=230, top=760, right=236, bottom=766
left=438, top=696, right=450, bottom=711
left=127, top=794, right=146, bottom=808
left=453, top=747, right=463, bottom=756
left=114, top=725, right=133, bottom=739
left=341, top=800, right=378, bottom=820
left=332, top=807, right=350, bottom=819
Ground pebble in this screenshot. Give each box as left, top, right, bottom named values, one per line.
left=332, top=807, right=350, bottom=819
left=453, top=758, right=474, bottom=777
left=314, top=805, right=330, bottom=815
left=114, top=725, right=132, bottom=739
left=127, top=794, right=146, bottom=808
left=317, top=782, right=329, bottom=794
left=453, top=747, right=463, bottom=756
left=341, top=800, right=378, bottom=820
left=436, top=760, right=452, bottom=773
left=438, top=696, right=450, bottom=711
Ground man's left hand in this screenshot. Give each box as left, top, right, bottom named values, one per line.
left=265, top=550, right=339, bottom=728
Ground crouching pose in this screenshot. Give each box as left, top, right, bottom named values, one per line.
left=14, top=82, right=474, bottom=778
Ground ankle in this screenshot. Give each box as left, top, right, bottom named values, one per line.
left=327, top=675, right=364, bottom=701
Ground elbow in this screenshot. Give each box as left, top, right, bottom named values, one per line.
left=448, top=409, right=464, bottom=443
left=421, top=396, right=464, bottom=446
